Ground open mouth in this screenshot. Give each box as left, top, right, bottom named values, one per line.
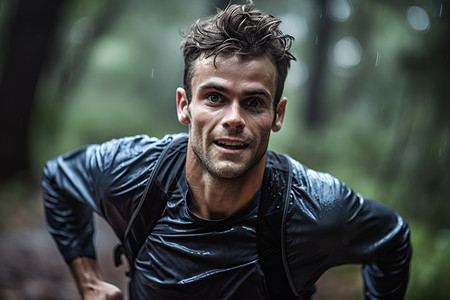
left=214, top=141, right=249, bottom=150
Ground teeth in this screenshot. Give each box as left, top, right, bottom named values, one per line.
left=217, top=141, right=246, bottom=149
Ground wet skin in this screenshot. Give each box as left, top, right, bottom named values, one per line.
left=176, top=54, right=287, bottom=219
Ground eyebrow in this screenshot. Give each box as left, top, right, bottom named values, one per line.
left=198, top=83, right=229, bottom=94
left=198, top=83, right=272, bottom=100
left=243, top=88, right=272, bottom=100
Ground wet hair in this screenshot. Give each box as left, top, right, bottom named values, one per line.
left=180, top=2, right=296, bottom=110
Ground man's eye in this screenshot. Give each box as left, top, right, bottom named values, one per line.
left=247, top=98, right=263, bottom=109
left=207, top=94, right=221, bottom=103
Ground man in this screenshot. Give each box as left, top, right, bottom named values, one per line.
left=42, top=3, right=411, bottom=299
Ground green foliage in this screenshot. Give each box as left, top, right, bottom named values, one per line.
left=407, top=221, right=450, bottom=299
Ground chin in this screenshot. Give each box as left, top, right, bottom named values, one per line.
left=210, top=161, right=254, bottom=180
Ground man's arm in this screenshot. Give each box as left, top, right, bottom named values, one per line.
left=42, top=135, right=168, bottom=298
left=42, top=138, right=144, bottom=298
left=42, top=144, right=126, bottom=299
left=69, top=257, right=123, bottom=300
left=42, top=146, right=99, bottom=262
left=285, top=161, right=412, bottom=299
left=356, top=199, right=412, bottom=299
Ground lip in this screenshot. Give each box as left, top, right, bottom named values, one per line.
left=213, top=138, right=250, bottom=154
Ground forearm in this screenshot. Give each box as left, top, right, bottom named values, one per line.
left=69, top=257, right=123, bottom=300
left=70, top=257, right=103, bottom=294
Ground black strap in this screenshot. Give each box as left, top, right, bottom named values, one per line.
left=113, top=135, right=301, bottom=297
left=257, top=151, right=301, bottom=299
left=114, top=134, right=188, bottom=274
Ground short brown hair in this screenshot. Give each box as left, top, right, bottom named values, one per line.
left=180, top=3, right=296, bottom=110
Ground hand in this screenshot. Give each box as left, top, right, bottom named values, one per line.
left=81, top=280, right=124, bottom=300
left=69, top=257, right=124, bottom=300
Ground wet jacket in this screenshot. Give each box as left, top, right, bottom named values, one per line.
left=42, top=134, right=411, bottom=299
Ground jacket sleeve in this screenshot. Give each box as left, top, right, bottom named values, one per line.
left=285, top=160, right=411, bottom=299
left=42, top=144, right=104, bottom=263
left=359, top=200, right=411, bottom=300
left=41, top=135, right=164, bottom=263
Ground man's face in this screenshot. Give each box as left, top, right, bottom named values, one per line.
left=177, top=54, right=286, bottom=180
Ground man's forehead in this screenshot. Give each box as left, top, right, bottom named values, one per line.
left=191, top=53, right=277, bottom=83
left=190, top=53, right=277, bottom=100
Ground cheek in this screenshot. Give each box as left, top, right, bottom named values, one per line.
left=192, top=108, right=222, bottom=125
left=253, top=114, right=275, bottom=132
left=189, top=110, right=212, bottom=135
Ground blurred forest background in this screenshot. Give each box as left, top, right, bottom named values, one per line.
left=0, top=0, right=449, bottom=299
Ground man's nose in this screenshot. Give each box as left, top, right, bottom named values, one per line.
left=222, top=101, right=245, bottom=131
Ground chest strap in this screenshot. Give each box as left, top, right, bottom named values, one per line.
left=114, top=134, right=301, bottom=298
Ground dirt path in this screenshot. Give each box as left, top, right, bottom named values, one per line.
left=0, top=211, right=128, bottom=300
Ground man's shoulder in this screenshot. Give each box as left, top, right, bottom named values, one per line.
left=100, top=133, right=183, bottom=155
left=266, top=151, right=320, bottom=186
left=95, top=133, right=186, bottom=171
left=100, top=133, right=174, bottom=150
left=274, top=153, right=362, bottom=229
left=267, top=152, right=349, bottom=204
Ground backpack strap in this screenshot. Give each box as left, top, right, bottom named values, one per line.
left=257, top=151, right=301, bottom=299
left=114, top=136, right=302, bottom=297
left=114, top=134, right=188, bottom=275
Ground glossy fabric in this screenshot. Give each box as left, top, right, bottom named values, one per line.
left=42, top=134, right=411, bottom=299
left=129, top=174, right=269, bottom=299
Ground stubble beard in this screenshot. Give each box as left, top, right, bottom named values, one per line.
left=190, top=134, right=268, bottom=182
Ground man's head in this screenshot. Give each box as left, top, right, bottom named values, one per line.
left=177, top=3, right=296, bottom=182
left=180, top=2, right=296, bottom=111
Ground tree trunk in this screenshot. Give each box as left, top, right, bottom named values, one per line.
left=305, top=0, right=332, bottom=128
left=0, top=0, right=63, bottom=178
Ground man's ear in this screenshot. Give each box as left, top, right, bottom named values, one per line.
left=272, top=97, right=287, bottom=132
left=176, top=87, right=191, bottom=125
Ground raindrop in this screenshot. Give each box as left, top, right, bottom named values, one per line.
left=406, top=6, right=430, bottom=32
left=151, top=68, right=155, bottom=79
left=375, top=51, right=381, bottom=67
left=328, top=0, right=352, bottom=22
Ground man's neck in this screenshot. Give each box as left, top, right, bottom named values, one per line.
left=185, top=154, right=266, bottom=221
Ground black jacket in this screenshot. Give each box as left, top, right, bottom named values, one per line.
left=42, top=134, right=411, bottom=299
